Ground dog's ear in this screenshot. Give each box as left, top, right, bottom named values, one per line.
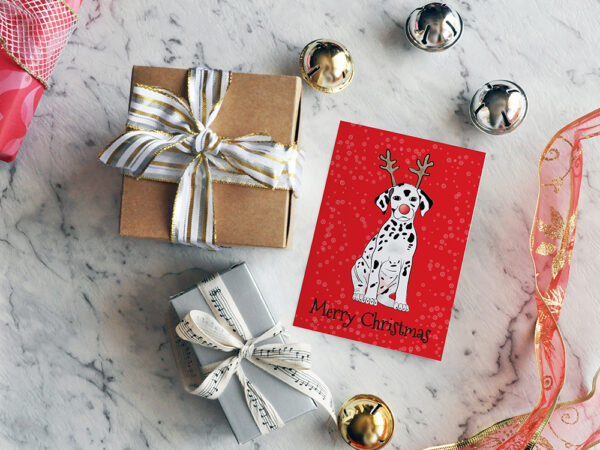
left=418, top=189, right=433, bottom=216
left=375, top=189, right=390, bottom=214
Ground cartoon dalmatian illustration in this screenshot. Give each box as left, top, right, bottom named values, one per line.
left=351, top=149, right=434, bottom=311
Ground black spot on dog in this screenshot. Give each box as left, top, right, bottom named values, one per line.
left=402, top=266, right=409, bottom=276
left=419, top=191, right=433, bottom=212
left=383, top=224, right=390, bottom=231
left=403, top=190, right=411, bottom=196
left=377, top=246, right=383, bottom=251
left=407, top=233, right=415, bottom=243
left=393, top=233, right=400, bottom=239
left=402, top=232, right=407, bottom=236
left=373, top=260, right=379, bottom=269
left=380, top=287, right=390, bottom=294
left=391, top=219, right=398, bottom=226
left=369, top=282, right=377, bottom=288
left=406, top=223, right=412, bottom=230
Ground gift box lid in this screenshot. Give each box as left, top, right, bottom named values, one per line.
left=168, top=263, right=317, bottom=444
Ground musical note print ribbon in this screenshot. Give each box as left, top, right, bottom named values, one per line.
left=174, top=273, right=336, bottom=435
left=426, top=110, right=600, bottom=449
left=98, top=68, right=304, bottom=250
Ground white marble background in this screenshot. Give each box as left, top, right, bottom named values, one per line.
left=1, top=1, right=600, bottom=448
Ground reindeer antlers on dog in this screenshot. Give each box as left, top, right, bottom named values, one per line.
left=408, top=154, right=434, bottom=189
left=379, top=148, right=399, bottom=186
left=379, top=149, right=434, bottom=188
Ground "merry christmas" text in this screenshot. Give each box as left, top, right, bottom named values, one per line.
left=309, top=298, right=431, bottom=343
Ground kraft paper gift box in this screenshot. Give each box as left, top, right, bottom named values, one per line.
left=166, top=263, right=317, bottom=444
left=118, top=66, right=302, bottom=248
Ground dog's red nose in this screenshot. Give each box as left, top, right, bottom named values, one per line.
left=399, top=204, right=410, bottom=215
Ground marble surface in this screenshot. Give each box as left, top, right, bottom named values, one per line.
left=2, top=1, right=600, bottom=448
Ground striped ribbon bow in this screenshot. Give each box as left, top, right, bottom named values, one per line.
left=175, top=274, right=336, bottom=435
left=98, top=68, right=304, bottom=250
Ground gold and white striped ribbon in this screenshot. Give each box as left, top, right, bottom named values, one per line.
left=174, top=274, right=336, bottom=435
left=98, top=68, right=304, bottom=250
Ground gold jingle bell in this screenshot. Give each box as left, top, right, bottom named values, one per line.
left=338, top=394, right=394, bottom=449
left=299, top=39, right=354, bottom=93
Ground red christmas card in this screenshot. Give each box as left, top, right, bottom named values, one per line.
left=294, top=122, right=485, bottom=360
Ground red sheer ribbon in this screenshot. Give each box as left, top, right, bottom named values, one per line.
left=427, top=110, right=600, bottom=449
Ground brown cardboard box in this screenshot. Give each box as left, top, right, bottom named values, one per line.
left=119, top=66, right=302, bottom=248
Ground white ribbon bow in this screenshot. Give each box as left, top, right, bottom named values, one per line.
left=175, top=274, right=336, bottom=435
left=98, top=68, right=304, bottom=250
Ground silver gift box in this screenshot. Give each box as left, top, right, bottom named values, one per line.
left=167, top=263, right=317, bottom=444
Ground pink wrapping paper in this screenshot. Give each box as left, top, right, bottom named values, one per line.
left=0, top=0, right=82, bottom=162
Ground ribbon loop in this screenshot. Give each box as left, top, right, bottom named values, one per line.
left=176, top=309, right=243, bottom=352
left=175, top=272, right=336, bottom=435
left=98, top=67, right=305, bottom=250
left=252, top=343, right=312, bottom=370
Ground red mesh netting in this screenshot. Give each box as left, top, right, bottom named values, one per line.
left=0, top=0, right=77, bottom=85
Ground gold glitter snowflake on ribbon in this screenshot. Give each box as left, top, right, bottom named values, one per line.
left=535, top=207, right=577, bottom=279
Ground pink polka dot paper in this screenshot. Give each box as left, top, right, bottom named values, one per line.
left=293, top=121, right=485, bottom=361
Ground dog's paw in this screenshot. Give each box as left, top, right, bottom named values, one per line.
left=393, top=303, right=409, bottom=312
left=364, top=296, right=378, bottom=306
left=377, top=295, right=394, bottom=307
left=352, top=292, right=364, bottom=302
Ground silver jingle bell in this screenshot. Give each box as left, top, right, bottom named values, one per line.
left=406, top=3, right=463, bottom=51
left=470, top=80, right=528, bottom=135
left=299, top=39, right=354, bottom=93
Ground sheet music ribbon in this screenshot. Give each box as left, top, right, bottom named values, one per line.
left=174, top=273, right=336, bottom=435
left=98, top=67, right=304, bottom=250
